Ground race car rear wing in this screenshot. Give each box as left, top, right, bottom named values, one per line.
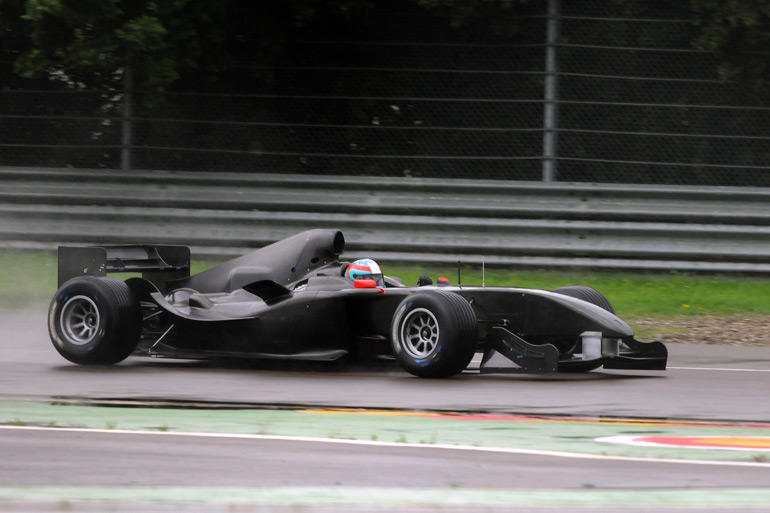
left=58, top=245, right=190, bottom=292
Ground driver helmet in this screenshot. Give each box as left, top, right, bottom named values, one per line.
left=346, top=258, right=384, bottom=287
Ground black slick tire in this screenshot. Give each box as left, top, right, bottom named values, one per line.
left=48, top=276, right=142, bottom=365
left=552, top=285, right=615, bottom=314
left=390, top=290, right=477, bottom=378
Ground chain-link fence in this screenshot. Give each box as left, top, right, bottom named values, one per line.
left=2, top=0, right=770, bottom=185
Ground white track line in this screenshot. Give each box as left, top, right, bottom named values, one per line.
left=669, top=366, right=770, bottom=373
left=2, top=424, right=768, bottom=468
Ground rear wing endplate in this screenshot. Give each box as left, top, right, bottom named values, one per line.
left=58, top=245, right=190, bottom=292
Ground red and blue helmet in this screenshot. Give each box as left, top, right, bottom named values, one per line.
left=346, top=258, right=384, bottom=287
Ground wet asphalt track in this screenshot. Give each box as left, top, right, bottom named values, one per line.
left=3, top=313, right=769, bottom=420
left=1, top=312, right=769, bottom=512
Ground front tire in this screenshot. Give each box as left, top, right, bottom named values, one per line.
left=553, top=285, right=615, bottom=314
left=48, top=277, right=141, bottom=365
left=390, top=290, right=477, bottom=378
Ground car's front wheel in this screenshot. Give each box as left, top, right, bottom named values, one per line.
left=48, top=277, right=141, bottom=365
left=390, top=290, right=477, bottom=378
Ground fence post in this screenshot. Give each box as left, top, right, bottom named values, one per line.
left=542, top=0, right=560, bottom=182
left=120, top=61, right=134, bottom=172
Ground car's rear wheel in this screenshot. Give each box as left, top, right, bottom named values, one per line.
left=390, top=290, right=477, bottom=378
left=48, top=277, right=141, bottom=365
left=552, top=285, right=615, bottom=314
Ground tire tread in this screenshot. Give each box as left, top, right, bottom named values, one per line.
left=391, top=289, right=477, bottom=378
left=49, top=276, right=141, bottom=365
left=553, top=285, right=615, bottom=314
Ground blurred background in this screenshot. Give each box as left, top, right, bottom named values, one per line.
left=2, top=0, right=769, bottom=186
left=2, top=0, right=770, bottom=275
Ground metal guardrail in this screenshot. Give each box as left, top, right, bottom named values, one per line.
left=1, top=166, right=769, bottom=273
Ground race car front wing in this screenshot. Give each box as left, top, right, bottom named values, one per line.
left=480, top=326, right=668, bottom=374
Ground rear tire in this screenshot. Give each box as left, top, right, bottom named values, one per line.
left=390, top=290, right=477, bottom=378
left=48, top=277, right=141, bottom=365
left=553, top=285, right=615, bottom=314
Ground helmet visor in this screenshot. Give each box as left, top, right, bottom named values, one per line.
left=353, top=273, right=384, bottom=287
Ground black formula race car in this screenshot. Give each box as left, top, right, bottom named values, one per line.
left=48, top=229, right=667, bottom=377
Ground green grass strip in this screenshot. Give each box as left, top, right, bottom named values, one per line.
left=1, top=401, right=768, bottom=464
left=4, top=248, right=770, bottom=317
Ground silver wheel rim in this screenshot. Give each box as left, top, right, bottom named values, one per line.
left=400, top=308, right=439, bottom=358
left=60, top=295, right=100, bottom=345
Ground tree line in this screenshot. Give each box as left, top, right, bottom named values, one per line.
left=1, top=0, right=769, bottom=95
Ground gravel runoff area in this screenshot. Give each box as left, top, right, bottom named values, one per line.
left=631, top=315, right=770, bottom=347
